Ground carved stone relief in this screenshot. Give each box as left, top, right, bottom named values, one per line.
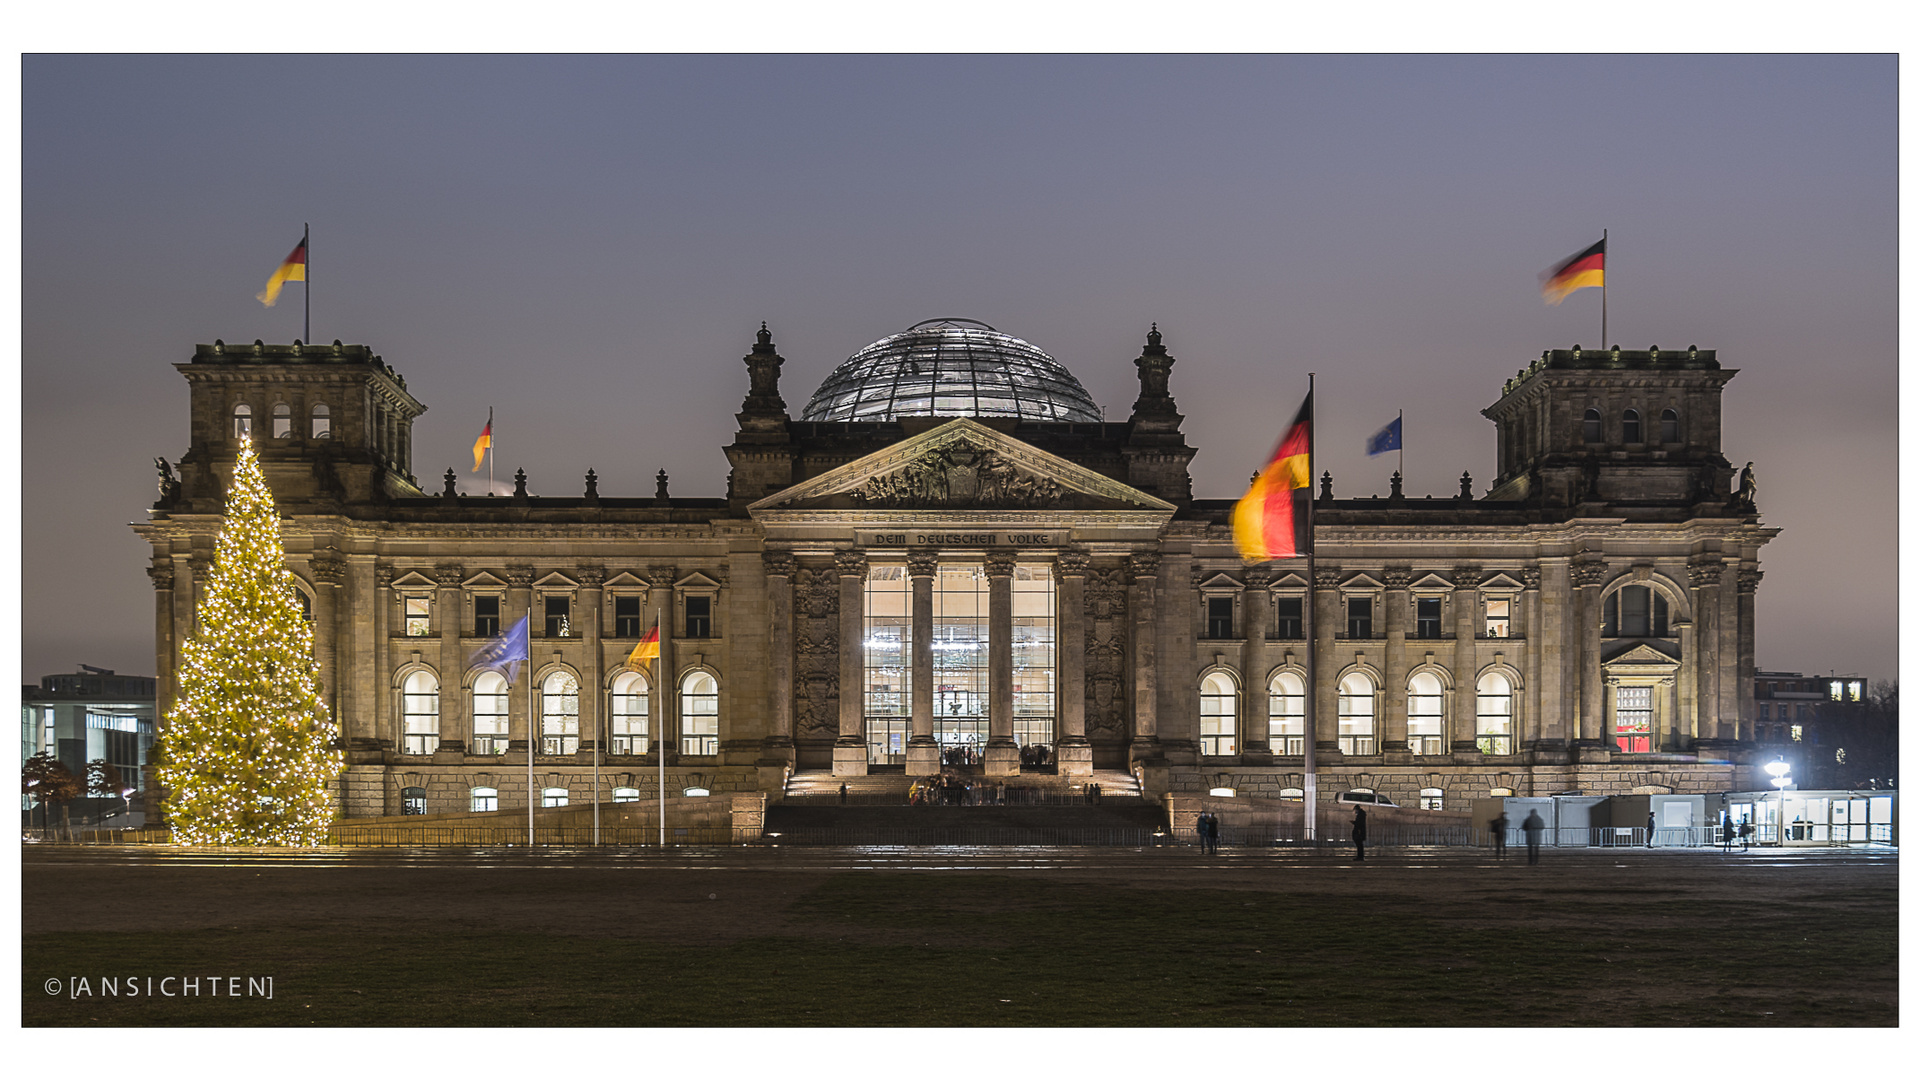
left=792, top=565, right=840, bottom=737
left=851, top=440, right=1063, bottom=508
left=1084, top=562, right=1129, bottom=738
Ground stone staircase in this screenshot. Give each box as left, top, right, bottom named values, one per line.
left=765, top=769, right=1163, bottom=846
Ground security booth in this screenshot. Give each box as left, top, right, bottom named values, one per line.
left=1720, top=789, right=1898, bottom=847
left=1599, top=793, right=1709, bottom=847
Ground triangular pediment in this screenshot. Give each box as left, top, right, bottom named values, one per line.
left=1269, top=571, right=1310, bottom=589
left=1341, top=572, right=1386, bottom=590
left=1480, top=572, right=1526, bottom=592
left=1196, top=572, right=1244, bottom=591
left=390, top=571, right=438, bottom=590
left=462, top=571, right=507, bottom=590
left=532, top=571, right=579, bottom=591
left=675, top=571, right=722, bottom=590
left=749, top=418, right=1175, bottom=514
left=603, top=572, right=649, bottom=589
left=1603, top=641, right=1681, bottom=670
left=1410, top=572, right=1454, bottom=591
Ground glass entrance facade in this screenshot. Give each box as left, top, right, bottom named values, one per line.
left=1011, top=564, right=1056, bottom=753
left=934, top=564, right=988, bottom=763
left=864, top=564, right=911, bottom=764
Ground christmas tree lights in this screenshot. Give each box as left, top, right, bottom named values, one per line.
left=157, top=437, right=342, bottom=845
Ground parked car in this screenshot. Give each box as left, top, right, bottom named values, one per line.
left=1335, top=790, right=1399, bottom=809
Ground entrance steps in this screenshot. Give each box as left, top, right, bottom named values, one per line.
left=766, top=770, right=1162, bottom=845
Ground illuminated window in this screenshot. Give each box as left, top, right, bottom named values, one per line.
left=545, top=595, right=570, bottom=638
left=1011, top=564, right=1056, bottom=752
left=612, top=787, right=640, bottom=803
left=469, top=786, right=498, bottom=812
left=1614, top=686, right=1652, bottom=753
left=610, top=670, right=650, bottom=755
left=232, top=403, right=252, bottom=438
left=401, top=786, right=427, bottom=815
left=1829, top=681, right=1843, bottom=701
left=1199, top=672, right=1237, bottom=756
left=1484, top=597, right=1511, bottom=638
left=1419, top=787, right=1445, bottom=811
left=1277, top=787, right=1304, bottom=802
left=1406, top=672, right=1444, bottom=755
left=310, top=402, right=331, bottom=439
left=1338, top=672, right=1376, bottom=755
left=272, top=402, right=292, bottom=438
left=402, top=670, right=440, bottom=755
left=1268, top=671, right=1305, bottom=755
left=680, top=670, right=719, bottom=755
left=1476, top=672, right=1514, bottom=755
left=540, top=671, right=579, bottom=755
left=1489, top=787, right=1515, bottom=797
left=471, top=671, right=509, bottom=754
left=404, top=596, right=431, bottom=636
left=542, top=787, right=569, bottom=808
left=1849, top=680, right=1863, bottom=702
left=1790, top=724, right=1803, bottom=742
left=863, top=564, right=910, bottom=764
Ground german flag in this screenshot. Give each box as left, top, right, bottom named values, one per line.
left=471, top=415, right=492, bottom=471
left=625, top=622, right=660, bottom=672
left=1541, top=237, right=1604, bottom=305
left=1233, top=392, right=1312, bottom=562
left=256, top=236, right=307, bottom=307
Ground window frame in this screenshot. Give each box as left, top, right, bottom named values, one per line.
left=469, top=786, right=499, bottom=812
left=1205, top=595, right=1236, bottom=641
left=609, top=669, right=651, bottom=755
left=1659, top=408, right=1679, bottom=444
left=1476, top=670, right=1515, bottom=755
left=400, top=668, right=441, bottom=755
left=310, top=401, right=331, bottom=440
left=1268, top=669, right=1306, bottom=756
left=538, top=669, right=581, bottom=755
left=402, top=594, right=433, bottom=638
left=612, top=593, right=644, bottom=639
left=1483, top=593, right=1515, bottom=639
left=1198, top=670, right=1238, bottom=756
left=472, top=592, right=503, bottom=638
left=469, top=670, right=510, bottom=755
left=1337, top=670, right=1377, bottom=755
left=1406, top=670, right=1446, bottom=755
left=1414, top=595, right=1443, bottom=640
left=232, top=401, right=253, bottom=439
left=1622, top=408, right=1642, bottom=444
left=1583, top=407, right=1603, bottom=444
left=1345, top=594, right=1375, bottom=640
left=1272, top=593, right=1305, bottom=640
left=272, top=402, right=293, bottom=439
left=679, top=668, right=720, bottom=756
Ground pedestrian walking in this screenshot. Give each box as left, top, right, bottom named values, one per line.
left=839, top=782, right=848, bottom=805
left=1522, top=808, right=1545, bottom=864
left=1352, top=806, right=1367, bottom=861
left=1722, top=815, right=1735, bottom=852
left=1646, top=810, right=1657, bottom=848
left=1204, top=812, right=1220, bottom=854
left=1490, top=810, right=1509, bottom=859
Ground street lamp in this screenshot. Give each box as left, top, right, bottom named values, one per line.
left=1764, top=757, right=1792, bottom=846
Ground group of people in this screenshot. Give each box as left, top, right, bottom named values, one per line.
left=939, top=744, right=983, bottom=767
left=1195, top=811, right=1222, bottom=854
left=1018, top=743, right=1054, bottom=768
left=1485, top=809, right=1548, bottom=863
left=907, top=775, right=1019, bottom=806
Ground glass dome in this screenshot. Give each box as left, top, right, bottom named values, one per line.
left=799, top=318, right=1103, bottom=424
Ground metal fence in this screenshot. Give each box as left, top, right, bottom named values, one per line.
left=329, top=825, right=737, bottom=847
left=782, top=789, right=1135, bottom=807
left=762, top=826, right=1165, bottom=846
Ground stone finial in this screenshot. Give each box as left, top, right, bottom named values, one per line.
left=741, top=321, right=788, bottom=417
left=1319, top=470, right=1334, bottom=502
left=655, top=469, right=670, bottom=505
left=443, top=468, right=458, bottom=498
left=584, top=469, right=599, bottom=503
left=1147, top=322, right=1162, bottom=349
left=1130, top=324, right=1177, bottom=417
left=1459, top=471, right=1474, bottom=501
left=512, top=468, right=528, bottom=499
left=1389, top=470, right=1403, bottom=500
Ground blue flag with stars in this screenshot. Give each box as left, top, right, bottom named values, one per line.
left=470, top=616, right=529, bottom=682
left=1366, top=415, right=1402, bottom=456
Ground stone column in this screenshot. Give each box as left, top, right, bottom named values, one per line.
left=831, top=551, right=869, bottom=777
left=1239, top=563, right=1272, bottom=761
left=506, top=566, right=534, bottom=759
left=309, top=552, right=345, bottom=742
left=1158, top=548, right=1194, bottom=762
left=906, top=550, right=940, bottom=776
left=1128, top=552, right=1161, bottom=763
left=1735, top=569, right=1761, bottom=743
left=578, top=565, right=605, bottom=759
left=1520, top=565, right=1543, bottom=748
left=1054, top=549, right=1092, bottom=777
left=762, top=551, right=797, bottom=766
left=148, top=560, right=175, bottom=722
left=435, top=564, right=466, bottom=752
left=983, top=554, right=1020, bottom=777
left=1676, top=619, right=1698, bottom=746
left=1571, top=560, right=1608, bottom=748
left=1380, top=567, right=1411, bottom=753
left=1688, top=560, right=1724, bottom=742
left=1719, top=562, right=1744, bottom=741
left=1451, top=566, right=1481, bottom=754
left=646, top=566, right=677, bottom=763
left=1312, top=564, right=1341, bottom=755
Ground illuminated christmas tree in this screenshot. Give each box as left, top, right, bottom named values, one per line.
left=157, top=437, right=342, bottom=845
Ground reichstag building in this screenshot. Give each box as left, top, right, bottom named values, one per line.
left=135, top=318, right=1775, bottom=816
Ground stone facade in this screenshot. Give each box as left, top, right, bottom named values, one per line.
left=134, top=327, right=1776, bottom=820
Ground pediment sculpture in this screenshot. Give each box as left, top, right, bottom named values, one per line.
left=852, top=440, right=1063, bottom=509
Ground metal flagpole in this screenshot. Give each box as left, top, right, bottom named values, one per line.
left=488, top=407, right=495, bottom=495
left=526, top=605, right=535, bottom=847
left=1600, top=228, right=1608, bottom=350
left=1397, top=408, right=1403, bottom=480
left=656, top=612, right=666, bottom=848
left=592, top=658, right=601, bottom=846
left=303, top=223, right=310, bottom=345
left=1303, top=372, right=1318, bottom=844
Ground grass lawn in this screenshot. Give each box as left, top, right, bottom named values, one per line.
left=22, top=861, right=1897, bottom=1026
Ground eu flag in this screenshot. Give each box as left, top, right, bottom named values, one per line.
left=1366, top=416, right=1402, bottom=456
left=471, top=616, right=529, bottom=682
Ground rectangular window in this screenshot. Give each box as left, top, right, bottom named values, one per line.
left=933, top=564, right=989, bottom=760
left=474, top=595, right=500, bottom=637
left=1415, top=597, right=1442, bottom=639
left=864, top=565, right=910, bottom=765
left=1274, top=597, right=1304, bottom=639
left=1484, top=597, right=1511, bottom=639
left=685, top=595, right=712, bottom=639
left=1347, top=597, right=1372, bottom=639
left=404, top=597, right=431, bottom=637
left=1614, top=685, right=1653, bottom=753
left=1012, top=565, right=1057, bottom=752
left=1206, top=597, right=1234, bottom=640
left=613, top=596, right=642, bottom=638
left=545, top=595, right=570, bottom=638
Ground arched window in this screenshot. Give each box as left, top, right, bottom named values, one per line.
left=541, top=671, right=580, bottom=755
left=233, top=402, right=253, bottom=438
left=1622, top=408, right=1641, bottom=443
left=1199, top=672, right=1237, bottom=756
left=402, top=670, right=440, bottom=755
left=471, top=671, right=509, bottom=755
left=542, top=787, right=569, bottom=808
left=469, top=786, right=498, bottom=812
left=1583, top=408, right=1603, bottom=443
left=1407, top=671, right=1445, bottom=755
left=610, top=671, right=650, bottom=755
left=1660, top=408, right=1679, bottom=443
left=1419, top=787, right=1445, bottom=811
left=680, top=670, right=719, bottom=755
left=401, top=786, right=428, bottom=815
left=1603, top=585, right=1669, bottom=637
left=310, top=402, right=331, bottom=440
left=611, top=787, right=640, bottom=804
left=1338, top=672, right=1376, bottom=756
left=272, top=402, right=293, bottom=438
left=1268, top=671, right=1306, bottom=756
left=1476, top=672, right=1514, bottom=755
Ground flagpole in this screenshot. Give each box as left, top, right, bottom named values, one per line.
left=303, top=223, right=310, bottom=346
left=1601, top=227, right=1608, bottom=350
left=526, top=605, right=535, bottom=847
left=656, top=610, right=666, bottom=848
left=592, top=654, right=602, bottom=847
left=488, top=407, right=495, bottom=496
left=1397, top=408, right=1403, bottom=481
left=1304, top=371, right=1318, bottom=845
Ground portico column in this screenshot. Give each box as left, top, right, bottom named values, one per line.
left=309, top=552, right=345, bottom=742
left=1239, top=563, right=1273, bottom=760
left=1519, top=565, right=1543, bottom=748
left=1451, top=566, right=1481, bottom=753
left=436, top=564, right=466, bottom=753
left=905, top=550, right=940, bottom=776
left=577, top=565, right=604, bottom=758
left=984, top=554, right=1020, bottom=777
left=1732, top=567, right=1758, bottom=742
left=832, top=551, right=869, bottom=777
left=1128, top=552, right=1161, bottom=763
left=762, top=551, right=796, bottom=765
left=1312, top=564, right=1341, bottom=756
left=1688, top=560, right=1724, bottom=742
left=1054, top=549, right=1092, bottom=777
left=1380, top=567, right=1411, bottom=753
left=1571, top=560, right=1607, bottom=748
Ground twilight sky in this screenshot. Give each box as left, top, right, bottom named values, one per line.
left=18, top=54, right=1898, bottom=682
